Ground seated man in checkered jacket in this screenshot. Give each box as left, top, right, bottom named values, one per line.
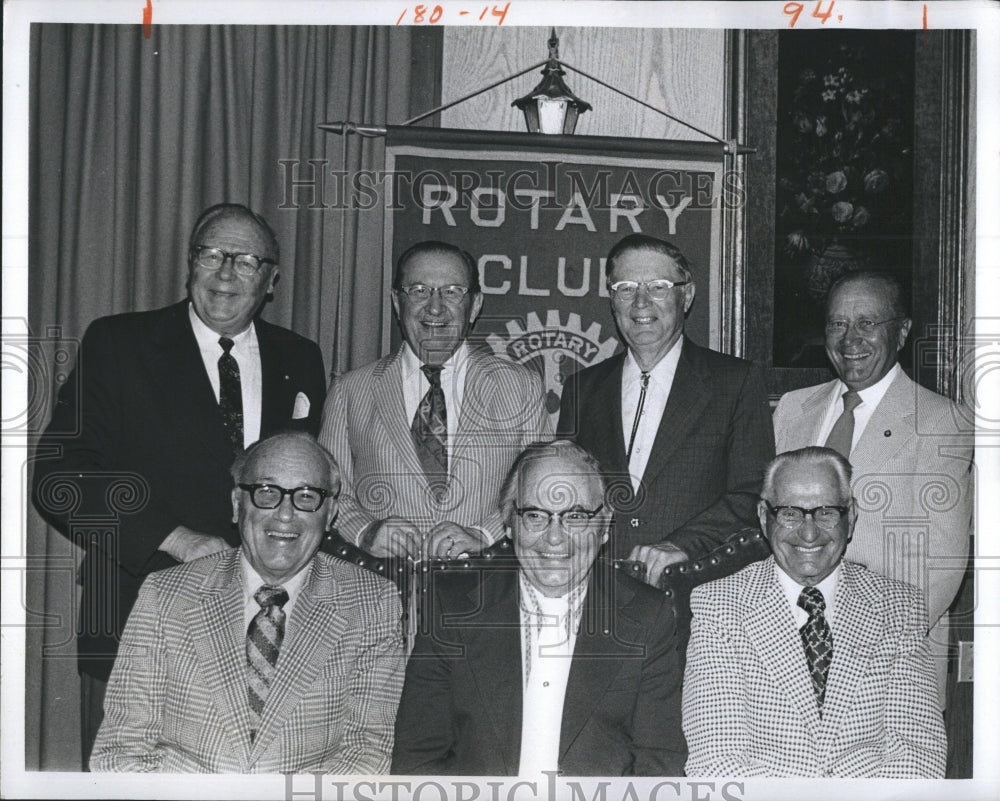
left=682, top=446, right=946, bottom=778
left=90, top=432, right=405, bottom=773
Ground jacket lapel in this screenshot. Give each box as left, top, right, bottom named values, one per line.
left=257, top=319, right=291, bottom=436
left=786, top=381, right=839, bottom=450
left=816, top=562, right=882, bottom=757
left=849, top=371, right=916, bottom=477
left=640, top=338, right=710, bottom=484
left=187, top=550, right=254, bottom=769
left=743, top=559, right=822, bottom=733
left=250, top=558, right=342, bottom=763
left=462, top=569, right=523, bottom=773
left=585, top=354, right=628, bottom=472
left=373, top=350, right=426, bottom=479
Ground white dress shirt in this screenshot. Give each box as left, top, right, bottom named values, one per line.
left=517, top=574, right=588, bottom=777
left=775, top=561, right=841, bottom=632
left=399, top=341, right=470, bottom=469
left=189, top=304, right=263, bottom=448
left=240, top=553, right=309, bottom=642
left=621, top=338, right=683, bottom=492
left=815, top=363, right=901, bottom=451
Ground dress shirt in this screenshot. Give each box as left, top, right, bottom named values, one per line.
left=621, top=338, right=683, bottom=491
left=775, top=561, right=841, bottom=632
left=815, top=363, right=901, bottom=451
left=239, top=553, right=309, bottom=641
left=189, top=304, right=263, bottom=448
left=517, top=573, right=587, bottom=776
left=400, top=341, right=470, bottom=469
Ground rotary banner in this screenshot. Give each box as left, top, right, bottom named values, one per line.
left=383, top=127, right=729, bottom=423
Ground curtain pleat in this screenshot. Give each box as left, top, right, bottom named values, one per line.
left=27, top=22, right=419, bottom=769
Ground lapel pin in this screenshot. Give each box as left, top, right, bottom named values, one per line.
left=884, top=430, right=891, bottom=437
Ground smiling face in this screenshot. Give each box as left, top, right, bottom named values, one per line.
left=188, top=212, right=278, bottom=337
left=825, top=276, right=911, bottom=391
left=232, top=437, right=338, bottom=585
left=759, top=459, right=855, bottom=586
left=508, top=453, right=609, bottom=597
left=391, top=249, right=483, bottom=366
left=609, top=247, right=695, bottom=370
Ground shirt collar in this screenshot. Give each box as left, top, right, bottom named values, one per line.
left=836, top=362, right=900, bottom=408
left=188, top=302, right=255, bottom=348
left=774, top=559, right=841, bottom=618
left=239, top=549, right=311, bottom=607
left=623, top=335, right=683, bottom=383
left=400, top=339, right=469, bottom=380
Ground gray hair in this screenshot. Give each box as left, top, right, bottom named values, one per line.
left=189, top=202, right=280, bottom=264
left=607, top=233, right=693, bottom=283
left=230, top=431, right=340, bottom=494
left=760, top=446, right=852, bottom=503
left=498, top=440, right=609, bottom=526
left=827, top=270, right=909, bottom=319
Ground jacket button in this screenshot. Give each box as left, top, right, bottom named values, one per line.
left=630, top=518, right=640, bottom=528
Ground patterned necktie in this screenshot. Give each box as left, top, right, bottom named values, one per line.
left=798, top=586, right=833, bottom=712
left=823, top=390, right=862, bottom=458
left=246, top=585, right=289, bottom=735
left=218, top=336, right=244, bottom=454
left=411, top=364, right=448, bottom=485
left=625, top=371, right=650, bottom=463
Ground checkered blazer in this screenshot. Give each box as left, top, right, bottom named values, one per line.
left=90, top=549, right=405, bottom=773
left=682, top=557, right=946, bottom=777
left=319, top=346, right=551, bottom=543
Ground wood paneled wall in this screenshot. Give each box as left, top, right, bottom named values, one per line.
left=441, top=28, right=726, bottom=140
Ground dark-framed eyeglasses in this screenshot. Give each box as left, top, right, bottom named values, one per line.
left=608, top=279, right=689, bottom=302
left=397, top=284, right=471, bottom=304
left=514, top=504, right=605, bottom=533
left=192, top=246, right=276, bottom=277
left=824, top=317, right=905, bottom=336
left=238, top=483, right=333, bottom=512
left=763, top=501, right=849, bottom=531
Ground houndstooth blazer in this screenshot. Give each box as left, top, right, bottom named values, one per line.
left=90, top=549, right=405, bottom=773
left=682, top=557, right=946, bottom=778
left=319, top=345, right=551, bottom=544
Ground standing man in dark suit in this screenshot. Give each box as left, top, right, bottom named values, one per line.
left=32, top=203, right=327, bottom=767
left=391, top=440, right=687, bottom=776
left=557, top=233, right=774, bottom=586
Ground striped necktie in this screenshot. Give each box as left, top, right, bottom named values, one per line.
left=246, top=584, right=288, bottom=736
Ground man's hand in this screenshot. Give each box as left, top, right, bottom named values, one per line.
left=158, top=525, right=231, bottom=563
left=629, top=541, right=689, bottom=587
left=360, top=516, right=423, bottom=560
left=425, top=521, right=487, bottom=561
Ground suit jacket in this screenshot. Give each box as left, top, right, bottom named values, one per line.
left=90, top=549, right=405, bottom=773
left=391, top=560, right=687, bottom=776
left=319, top=345, right=551, bottom=543
left=682, top=557, right=946, bottom=778
left=557, top=338, right=775, bottom=560
left=773, top=371, right=974, bottom=629
left=32, top=300, right=327, bottom=679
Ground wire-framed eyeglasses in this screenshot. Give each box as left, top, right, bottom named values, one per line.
left=397, top=284, right=471, bottom=304
left=515, top=505, right=605, bottom=532
left=824, top=317, right=905, bottom=336
left=238, top=483, right=333, bottom=512
left=192, top=246, right=276, bottom=277
left=608, top=279, right=689, bottom=302
left=763, top=501, right=849, bottom=530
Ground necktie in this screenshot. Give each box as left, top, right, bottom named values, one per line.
left=218, top=336, right=244, bottom=453
left=798, top=586, right=833, bottom=712
left=246, top=585, right=289, bottom=735
left=823, top=390, right=862, bottom=458
left=625, top=371, right=650, bottom=463
left=412, top=364, right=448, bottom=486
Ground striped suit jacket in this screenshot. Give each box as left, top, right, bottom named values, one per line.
left=90, top=549, right=405, bottom=773
left=319, top=345, right=551, bottom=543
left=682, top=557, right=946, bottom=778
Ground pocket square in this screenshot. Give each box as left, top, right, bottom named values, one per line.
left=292, top=392, right=310, bottom=419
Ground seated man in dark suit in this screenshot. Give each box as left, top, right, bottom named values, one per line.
left=31, top=203, right=327, bottom=765
left=557, top=233, right=774, bottom=587
left=391, top=440, right=687, bottom=777
left=90, top=432, right=405, bottom=773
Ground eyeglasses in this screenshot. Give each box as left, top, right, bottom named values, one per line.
left=238, top=483, right=333, bottom=512
left=514, top=505, right=605, bottom=533
left=397, top=284, right=471, bottom=304
left=825, top=317, right=905, bottom=336
left=608, top=279, right=689, bottom=301
left=763, top=501, right=849, bottom=530
left=192, top=246, right=276, bottom=277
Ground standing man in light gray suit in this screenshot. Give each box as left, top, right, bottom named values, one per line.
left=320, top=241, right=551, bottom=561
left=772, top=271, right=973, bottom=702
